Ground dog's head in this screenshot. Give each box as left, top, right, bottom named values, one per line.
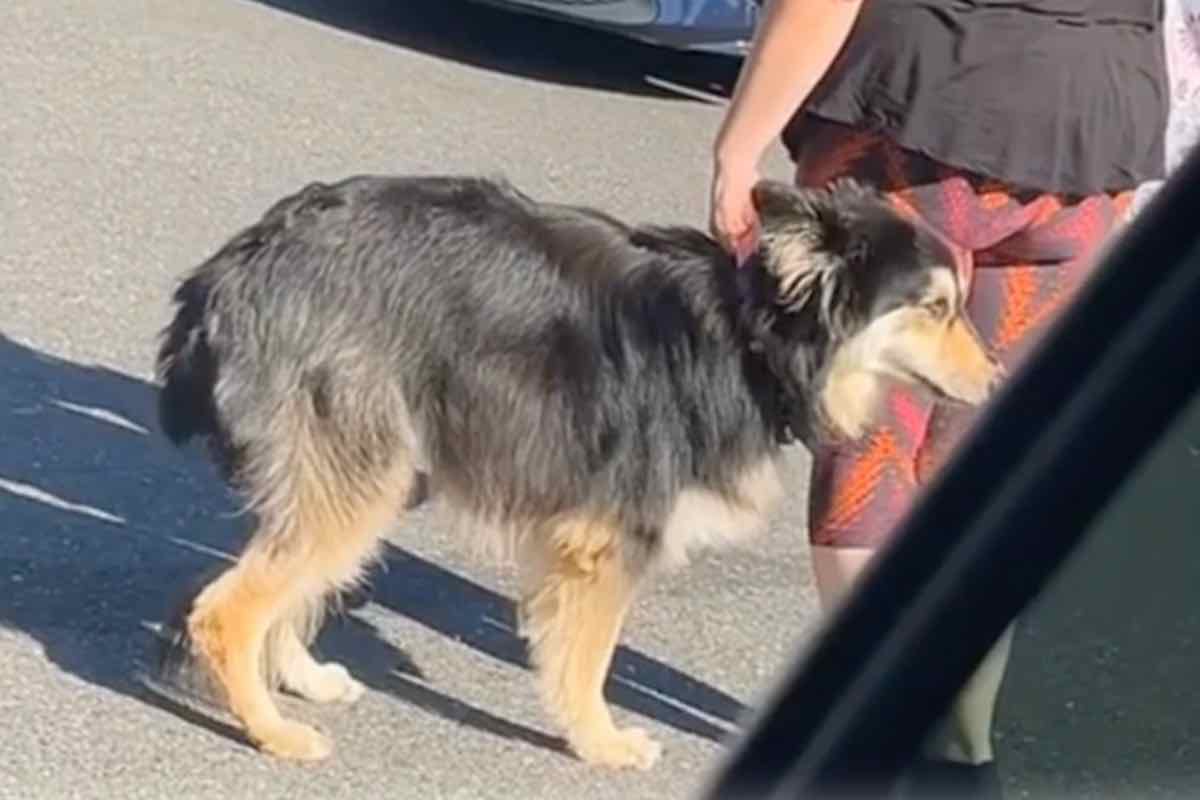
left=748, top=178, right=1001, bottom=441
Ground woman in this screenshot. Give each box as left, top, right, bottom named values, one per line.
left=710, top=1, right=1168, bottom=797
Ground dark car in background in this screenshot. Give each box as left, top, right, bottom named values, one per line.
left=468, top=0, right=761, bottom=53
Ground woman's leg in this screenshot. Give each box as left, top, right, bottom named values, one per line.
left=794, top=114, right=1134, bottom=797
left=811, top=543, right=1014, bottom=784
left=905, top=191, right=1130, bottom=775
left=924, top=627, right=1015, bottom=764
left=810, top=545, right=875, bottom=612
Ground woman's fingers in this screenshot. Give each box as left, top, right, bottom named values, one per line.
left=710, top=166, right=761, bottom=264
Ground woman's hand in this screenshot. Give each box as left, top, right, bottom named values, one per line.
left=709, top=152, right=761, bottom=265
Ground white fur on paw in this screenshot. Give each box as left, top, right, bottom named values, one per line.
left=293, top=662, right=366, bottom=705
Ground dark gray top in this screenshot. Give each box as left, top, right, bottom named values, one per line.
left=787, top=0, right=1169, bottom=196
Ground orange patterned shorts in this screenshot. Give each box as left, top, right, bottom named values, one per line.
left=791, top=117, right=1134, bottom=549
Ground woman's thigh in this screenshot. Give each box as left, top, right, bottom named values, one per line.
left=792, top=116, right=1131, bottom=547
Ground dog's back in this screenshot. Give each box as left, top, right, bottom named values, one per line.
left=155, top=174, right=756, bottom=522
left=156, top=175, right=563, bottom=455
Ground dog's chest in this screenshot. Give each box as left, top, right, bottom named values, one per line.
left=657, top=456, right=785, bottom=569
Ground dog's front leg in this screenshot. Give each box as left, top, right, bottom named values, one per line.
left=519, top=517, right=662, bottom=771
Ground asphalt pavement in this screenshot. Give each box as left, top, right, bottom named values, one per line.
left=3, top=2, right=1198, bottom=799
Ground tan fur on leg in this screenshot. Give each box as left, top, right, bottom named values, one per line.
left=186, top=460, right=411, bottom=760
left=520, top=516, right=661, bottom=770
left=187, top=561, right=334, bottom=760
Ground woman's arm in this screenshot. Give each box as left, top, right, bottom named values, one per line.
left=710, top=0, right=865, bottom=254
left=715, top=0, right=864, bottom=167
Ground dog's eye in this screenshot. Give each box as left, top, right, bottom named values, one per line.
left=924, top=298, right=950, bottom=318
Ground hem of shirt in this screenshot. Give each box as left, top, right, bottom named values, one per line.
left=790, top=106, right=1161, bottom=199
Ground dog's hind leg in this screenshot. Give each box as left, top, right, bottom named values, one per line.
left=519, top=516, right=661, bottom=771
left=184, top=443, right=413, bottom=761
left=185, top=557, right=334, bottom=760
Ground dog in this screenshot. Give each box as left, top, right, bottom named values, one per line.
left=154, top=173, right=999, bottom=770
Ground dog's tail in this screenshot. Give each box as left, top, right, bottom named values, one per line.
left=155, top=272, right=220, bottom=447
left=155, top=181, right=345, bottom=447
left=149, top=560, right=229, bottom=709
left=151, top=275, right=228, bottom=695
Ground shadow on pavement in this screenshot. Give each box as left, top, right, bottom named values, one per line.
left=0, top=332, right=745, bottom=760
left=246, top=0, right=741, bottom=102
left=364, top=542, right=747, bottom=745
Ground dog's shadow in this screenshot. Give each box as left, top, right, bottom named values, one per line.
left=247, top=0, right=743, bottom=102
left=0, top=333, right=745, bottom=761
left=360, top=541, right=746, bottom=745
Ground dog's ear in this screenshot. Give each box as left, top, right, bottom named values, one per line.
left=750, top=179, right=808, bottom=226
left=751, top=177, right=881, bottom=228
left=751, top=179, right=878, bottom=335
left=750, top=180, right=827, bottom=308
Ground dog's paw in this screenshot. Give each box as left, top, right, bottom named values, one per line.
left=572, top=726, right=663, bottom=771
left=291, top=662, right=366, bottom=705
left=256, top=720, right=333, bottom=762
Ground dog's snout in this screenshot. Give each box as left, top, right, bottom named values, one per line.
left=933, top=316, right=1004, bottom=406
left=958, top=352, right=1004, bottom=405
